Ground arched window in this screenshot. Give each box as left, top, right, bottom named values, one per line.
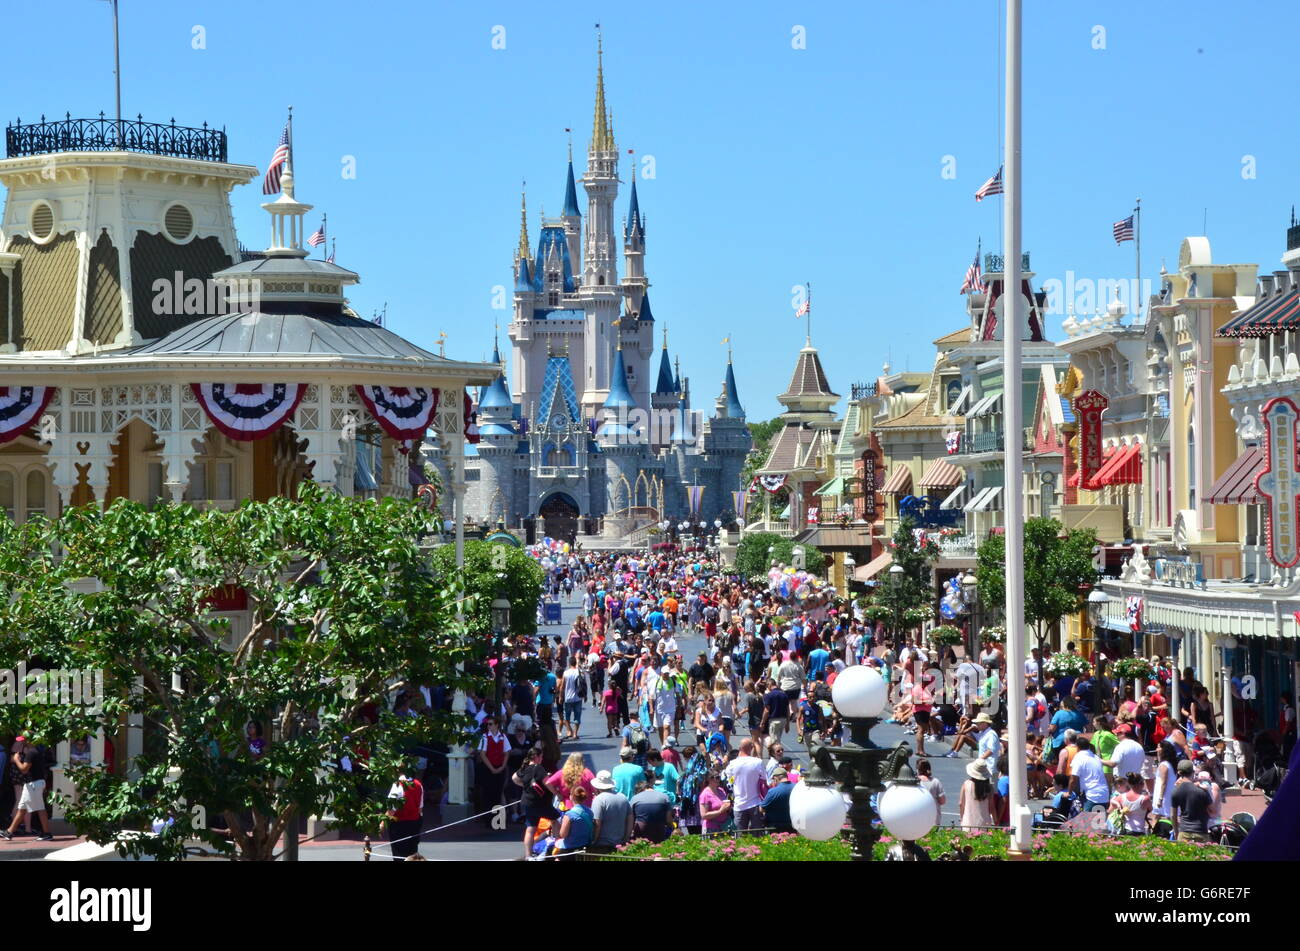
left=0, top=472, right=13, bottom=521
left=24, top=470, right=46, bottom=522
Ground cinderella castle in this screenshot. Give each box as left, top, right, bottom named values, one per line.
left=464, top=36, right=751, bottom=543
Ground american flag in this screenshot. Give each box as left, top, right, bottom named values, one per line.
left=308, top=220, right=326, bottom=247
left=960, top=250, right=986, bottom=294
left=1113, top=214, right=1135, bottom=244
left=326, top=240, right=335, bottom=264
left=795, top=285, right=810, bottom=317
left=262, top=123, right=290, bottom=195
left=975, top=167, right=1003, bottom=202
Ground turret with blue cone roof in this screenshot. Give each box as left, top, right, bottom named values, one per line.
left=722, top=349, right=745, bottom=420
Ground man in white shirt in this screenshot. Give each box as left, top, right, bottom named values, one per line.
left=1070, top=736, right=1111, bottom=809
left=723, top=738, right=767, bottom=832
left=651, top=665, right=678, bottom=746
left=1024, top=648, right=1042, bottom=687
left=974, top=712, right=1001, bottom=782
left=1104, top=726, right=1148, bottom=778
left=953, top=659, right=985, bottom=718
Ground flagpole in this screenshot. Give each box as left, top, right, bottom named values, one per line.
left=806, top=282, right=812, bottom=345
left=320, top=213, right=327, bottom=260
left=1134, top=198, right=1142, bottom=320
left=1003, top=0, right=1032, bottom=859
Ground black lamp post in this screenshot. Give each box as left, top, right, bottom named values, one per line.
left=491, top=583, right=512, bottom=715
left=960, top=570, right=978, bottom=658
left=888, top=562, right=905, bottom=651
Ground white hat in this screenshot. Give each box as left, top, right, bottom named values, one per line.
left=591, top=770, right=616, bottom=791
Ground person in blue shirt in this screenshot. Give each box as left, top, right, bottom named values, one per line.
left=534, top=669, right=558, bottom=725
left=760, top=768, right=795, bottom=832
left=806, top=646, right=831, bottom=681
left=647, top=608, right=666, bottom=633
left=554, top=786, right=594, bottom=857
left=1046, top=696, right=1087, bottom=754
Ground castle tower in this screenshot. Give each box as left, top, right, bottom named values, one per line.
left=475, top=336, right=517, bottom=525
left=509, top=185, right=536, bottom=399
left=650, top=326, right=677, bottom=451
left=578, top=31, right=624, bottom=417
left=598, top=333, right=642, bottom=536
left=622, top=156, right=647, bottom=315
left=702, top=347, right=753, bottom=521
left=561, top=141, right=582, bottom=275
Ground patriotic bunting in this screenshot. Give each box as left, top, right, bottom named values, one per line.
left=806, top=505, right=819, bottom=525
left=354, top=384, right=440, bottom=442
left=191, top=383, right=306, bottom=442
left=758, top=474, right=787, bottom=494
left=0, top=385, right=55, bottom=445
left=1126, top=595, right=1143, bottom=632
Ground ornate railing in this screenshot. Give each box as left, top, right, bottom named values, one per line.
left=850, top=381, right=878, bottom=401
left=983, top=252, right=1031, bottom=273
left=6, top=113, right=228, bottom=162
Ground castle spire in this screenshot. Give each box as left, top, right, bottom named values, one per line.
left=517, top=181, right=530, bottom=261
left=563, top=153, right=581, bottom=218
left=592, top=28, right=613, bottom=152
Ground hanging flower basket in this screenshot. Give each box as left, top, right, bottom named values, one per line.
left=929, top=625, right=964, bottom=647
left=981, top=625, right=1006, bottom=644
left=902, top=605, right=934, bottom=627
left=863, top=605, right=893, bottom=624
left=1110, top=657, right=1155, bottom=681
left=1043, top=653, right=1091, bottom=677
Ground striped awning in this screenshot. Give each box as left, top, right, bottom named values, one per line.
left=968, top=392, right=1004, bottom=417
left=1205, top=446, right=1265, bottom=505
left=1091, top=443, right=1142, bottom=487
left=918, top=457, right=964, bottom=490
left=1068, top=446, right=1116, bottom=488
left=1219, top=289, right=1300, bottom=337
left=940, top=483, right=969, bottom=510
left=854, top=551, right=893, bottom=582
left=881, top=465, right=912, bottom=494
left=964, top=485, right=1003, bottom=512
left=814, top=476, right=845, bottom=497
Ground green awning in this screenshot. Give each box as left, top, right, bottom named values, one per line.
left=813, top=476, right=845, bottom=497
left=777, top=504, right=791, bottom=519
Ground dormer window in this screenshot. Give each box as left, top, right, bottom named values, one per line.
left=548, top=270, right=559, bottom=284
left=548, top=292, right=559, bottom=306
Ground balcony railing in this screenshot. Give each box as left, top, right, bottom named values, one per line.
left=963, top=427, right=1035, bottom=455
left=851, top=381, right=878, bottom=401
left=6, top=113, right=228, bottom=162
left=984, top=252, right=1031, bottom=273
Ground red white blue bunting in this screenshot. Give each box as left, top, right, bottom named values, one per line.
left=757, top=474, right=787, bottom=494
left=191, top=383, right=307, bottom=442
left=354, top=385, right=440, bottom=442
left=0, top=385, right=55, bottom=445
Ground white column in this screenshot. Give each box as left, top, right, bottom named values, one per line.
left=1002, top=0, right=1032, bottom=857
left=1169, top=634, right=1182, bottom=731
left=1221, top=658, right=1238, bottom=782
left=444, top=388, right=471, bottom=806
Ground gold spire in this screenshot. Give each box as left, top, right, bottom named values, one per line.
left=592, top=28, right=613, bottom=151
left=612, top=317, right=623, bottom=350
left=662, top=326, right=668, bottom=349
left=517, top=181, right=529, bottom=261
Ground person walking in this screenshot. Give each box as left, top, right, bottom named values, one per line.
left=0, top=740, right=52, bottom=841
left=383, top=766, right=424, bottom=861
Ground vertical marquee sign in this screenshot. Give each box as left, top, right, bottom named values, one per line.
left=1072, top=390, right=1109, bottom=489
left=1256, top=396, right=1300, bottom=568
left=860, top=449, right=877, bottom=519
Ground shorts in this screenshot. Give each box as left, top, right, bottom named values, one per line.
left=721, top=717, right=734, bottom=732
left=564, top=700, right=583, bottom=724
left=657, top=711, right=675, bottom=729
left=914, top=710, right=932, bottom=727
left=783, top=688, right=799, bottom=706
left=18, top=779, right=45, bottom=813
left=767, top=718, right=789, bottom=740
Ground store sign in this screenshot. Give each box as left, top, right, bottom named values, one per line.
left=860, top=451, right=877, bottom=519
left=1072, top=390, right=1109, bottom=488
left=1256, top=396, right=1300, bottom=568
left=1153, top=558, right=1205, bottom=588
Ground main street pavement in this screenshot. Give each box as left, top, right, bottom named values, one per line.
left=299, top=589, right=1022, bottom=861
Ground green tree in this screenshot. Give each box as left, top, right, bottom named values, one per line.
left=867, top=517, right=938, bottom=639
left=734, top=532, right=826, bottom=578
left=0, top=485, right=484, bottom=861
left=428, top=539, right=543, bottom=646
left=975, top=517, right=1098, bottom=678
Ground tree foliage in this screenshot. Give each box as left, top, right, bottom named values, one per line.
left=866, top=517, right=938, bottom=633
left=734, top=532, right=827, bottom=578
left=0, top=485, right=485, bottom=860
left=741, top=418, right=785, bottom=492
left=428, top=540, right=543, bottom=646
left=975, top=516, right=1098, bottom=655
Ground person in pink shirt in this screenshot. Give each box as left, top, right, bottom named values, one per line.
left=698, top=769, right=731, bottom=834
left=545, top=752, right=595, bottom=811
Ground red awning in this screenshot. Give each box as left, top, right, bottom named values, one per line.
left=1206, top=446, right=1265, bottom=505
left=881, top=465, right=912, bottom=495
left=1092, top=443, right=1142, bottom=487
left=1071, top=446, right=1115, bottom=489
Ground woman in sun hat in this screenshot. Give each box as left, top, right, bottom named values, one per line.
left=958, top=758, right=994, bottom=829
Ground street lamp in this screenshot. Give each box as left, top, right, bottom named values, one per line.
left=878, top=763, right=939, bottom=858
left=888, top=563, right=905, bottom=650
left=961, top=571, right=978, bottom=658
left=490, top=586, right=512, bottom=714
left=788, top=664, right=931, bottom=860
left=843, top=553, right=857, bottom=596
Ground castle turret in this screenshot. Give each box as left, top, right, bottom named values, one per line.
left=561, top=143, right=582, bottom=274
left=475, top=336, right=518, bottom=524
left=623, top=157, right=647, bottom=315
left=702, top=347, right=752, bottom=521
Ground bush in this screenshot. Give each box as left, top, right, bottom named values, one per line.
left=1111, top=657, right=1155, bottom=680
left=734, top=533, right=826, bottom=578
left=607, top=827, right=1231, bottom=862
left=928, top=625, right=964, bottom=647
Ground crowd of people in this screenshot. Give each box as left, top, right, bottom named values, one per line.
left=440, top=542, right=1294, bottom=860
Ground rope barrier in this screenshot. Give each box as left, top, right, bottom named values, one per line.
left=364, top=796, right=525, bottom=857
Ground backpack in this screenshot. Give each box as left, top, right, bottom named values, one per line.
left=577, top=671, right=588, bottom=700
left=627, top=722, right=649, bottom=754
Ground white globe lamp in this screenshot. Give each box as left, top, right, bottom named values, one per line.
left=830, top=664, right=887, bottom=720
left=788, top=777, right=848, bottom=841
left=878, top=766, right=937, bottom=841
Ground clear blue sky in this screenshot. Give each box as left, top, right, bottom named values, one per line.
left=7, top=1, right=1298, bottom=419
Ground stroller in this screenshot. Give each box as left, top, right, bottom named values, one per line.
left=1249, top=730, right=1289, bottom=800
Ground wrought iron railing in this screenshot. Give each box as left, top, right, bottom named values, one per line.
left=6, top=112, right=228, bottom=162
left=983, top=252, right=1031, bottom=273
left=850, top=381, right=878, bottom=401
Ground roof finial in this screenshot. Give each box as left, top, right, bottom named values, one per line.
left=281, top=106, right=295, bottom=199
left=662, top=326, right=668, bottom=349
left=612, top=317, right=623, bottom=350
left=517, top=180, right=529, bottom=261
left=567, top=128, right=573, bottom=162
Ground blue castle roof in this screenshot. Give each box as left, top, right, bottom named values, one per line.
left=563, top=159, right=581, bottom=217
left=538, top=352, right=581, bottom=424
left=625, top=178, right=645, bottom=242
left=654, top=343, right=676, bottom=394
left=637, top=289, right=655, bottom=322
left=724, top=358, right=745, bottom=418
left=603, top=347, right=636, bottom=410
left=514, top=256, right=533, bottom=293
left=479, top=339, right=514, bottom=411
left=533, top=225, right=576, bottom=294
